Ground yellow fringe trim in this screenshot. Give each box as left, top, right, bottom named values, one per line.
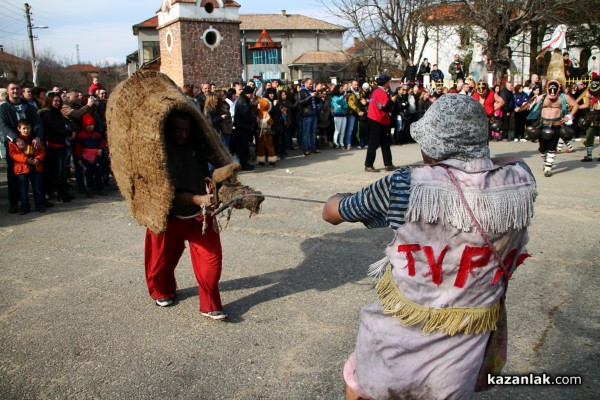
left=376, top=265, right=500, bottom=336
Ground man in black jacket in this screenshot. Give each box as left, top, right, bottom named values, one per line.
left=417, top=58, right=431, bottom=84
left=394, top=85, right=410, bottom=145
left=499, top=82, right=515, bottom=141
left=233, top=86, right=257, bottom=170
left=296, top=78, right=318, bottom=156
left=403, top=60, right=417, bottom=84
left=0, top=82, right=44, bottom=213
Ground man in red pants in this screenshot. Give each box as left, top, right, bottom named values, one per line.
left=144, top=111, right=227, bottom=320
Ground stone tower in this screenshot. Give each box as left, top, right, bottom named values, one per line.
left=157, top=0, right=242, bottom=87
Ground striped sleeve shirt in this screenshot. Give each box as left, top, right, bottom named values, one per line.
left=338, top=167, right=411, bottom=231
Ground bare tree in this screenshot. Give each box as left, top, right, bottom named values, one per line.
left=457, top=0, right=543, bottom=81
left=457, top=0, right=599, bottom=80
left=319, top=0, right=439, bottom=76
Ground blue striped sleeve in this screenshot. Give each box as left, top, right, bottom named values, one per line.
left=338, top=167, right=412, bottom=230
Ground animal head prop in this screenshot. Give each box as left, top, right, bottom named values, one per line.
left=106, top=70, right=263, bottom=234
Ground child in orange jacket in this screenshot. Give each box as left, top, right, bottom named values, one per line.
left=8, top=120, right=46, bottom=214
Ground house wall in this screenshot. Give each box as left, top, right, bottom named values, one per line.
left=137, top=29, right=160, bottom=66
left=241, top=29, right=344, bottom=81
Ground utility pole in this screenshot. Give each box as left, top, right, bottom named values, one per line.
left=25, top=3, right=38, bottom=85
left=76, top=44, right=81, bottom=64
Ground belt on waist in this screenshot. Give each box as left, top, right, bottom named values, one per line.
left=542, top=119, right=563, bottom=126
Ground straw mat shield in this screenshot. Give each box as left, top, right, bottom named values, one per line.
left=106, top=70, right=239, bottom=234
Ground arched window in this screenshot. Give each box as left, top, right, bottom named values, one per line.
left=200, top=0, right=219, bottom=14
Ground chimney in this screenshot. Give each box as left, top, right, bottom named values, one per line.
left=0, top=45, right=3, bottom=52
left=281, top=10, right=287, bottom=17
left=353, top=37, right=359, bottom=47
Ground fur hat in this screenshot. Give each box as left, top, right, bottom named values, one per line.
left=410, top=94, right=490, bottom=161
left=545, top=49, right=566, bottom=91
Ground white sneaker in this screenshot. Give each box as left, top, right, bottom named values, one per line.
left=520, top=138, right=527, bottom=142
left=155, top=298, right=173, bottom=307
left=200, top=310, right=228, bottom=320
left=514, top=138, right=519, bottom=142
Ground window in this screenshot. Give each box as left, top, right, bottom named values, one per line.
left=203, top=28, right=222, bottom=49
left=142, top=41, right=160, bottom=63
left=245, top=43, right=282, bottom=65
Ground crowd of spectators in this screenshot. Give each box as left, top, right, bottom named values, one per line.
left=1, top=55, right=594, bottom=214
left=1, top=78, right=110, bottom=215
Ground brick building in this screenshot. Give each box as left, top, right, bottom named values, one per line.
left=128, top=4, right=348, bottom=85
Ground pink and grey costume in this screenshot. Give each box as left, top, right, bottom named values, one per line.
left=338, top=95, right=537, bottom=399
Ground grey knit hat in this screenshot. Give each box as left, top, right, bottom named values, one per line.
left=410, top=94, right=490, bottom=161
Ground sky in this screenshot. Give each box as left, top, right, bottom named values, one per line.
left=0, top=0, right=335, bottom=65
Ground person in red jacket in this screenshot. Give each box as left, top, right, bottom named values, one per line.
left=8, top=120, right=45, bottom=214
left=364, top=75, right=397, bottom=172
left=75, top=113, right=107, bottom=196
left=472, top=81, right=504, bottom=118
left=472, top=81, right=505, bottom=140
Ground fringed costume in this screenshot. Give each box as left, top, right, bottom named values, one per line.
left=328, top=95, right=537, bottom=400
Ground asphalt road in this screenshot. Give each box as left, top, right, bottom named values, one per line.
left=1, top=139, right=598, bottom=399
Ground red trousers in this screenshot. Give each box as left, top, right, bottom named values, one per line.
left=144, top=216, right=223, bottom=312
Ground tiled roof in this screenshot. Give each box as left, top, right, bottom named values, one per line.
left=133, top=16, right=158, bottom=35
left=66, top=64, right=101, bottom=73
left=0, top=51, right=28, bottom=64
left=135, top=16, right=158, bottom=28
left=425, top=4, right=465, bottom=24
left=290, top=51, right=351, bottom=65
left=133, top=13, right=345, bottom=32
left=240, top=14, right=345, bottom=31
left=170, top=0, right=240, bottom=4
left=346, top=36, right=394, bottom=56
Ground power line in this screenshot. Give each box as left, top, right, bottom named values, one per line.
left=1, top=18, right=25, bottom=30
left=3, top=0, right=24, bottom=13
left=4, top=0, right=23, bottom=8
left=0, top=9, right=24, bottom=22
left=0, top=27, right=26, bottom=35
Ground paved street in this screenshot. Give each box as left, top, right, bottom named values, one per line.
left=1, top=140, right=598, bottom=399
